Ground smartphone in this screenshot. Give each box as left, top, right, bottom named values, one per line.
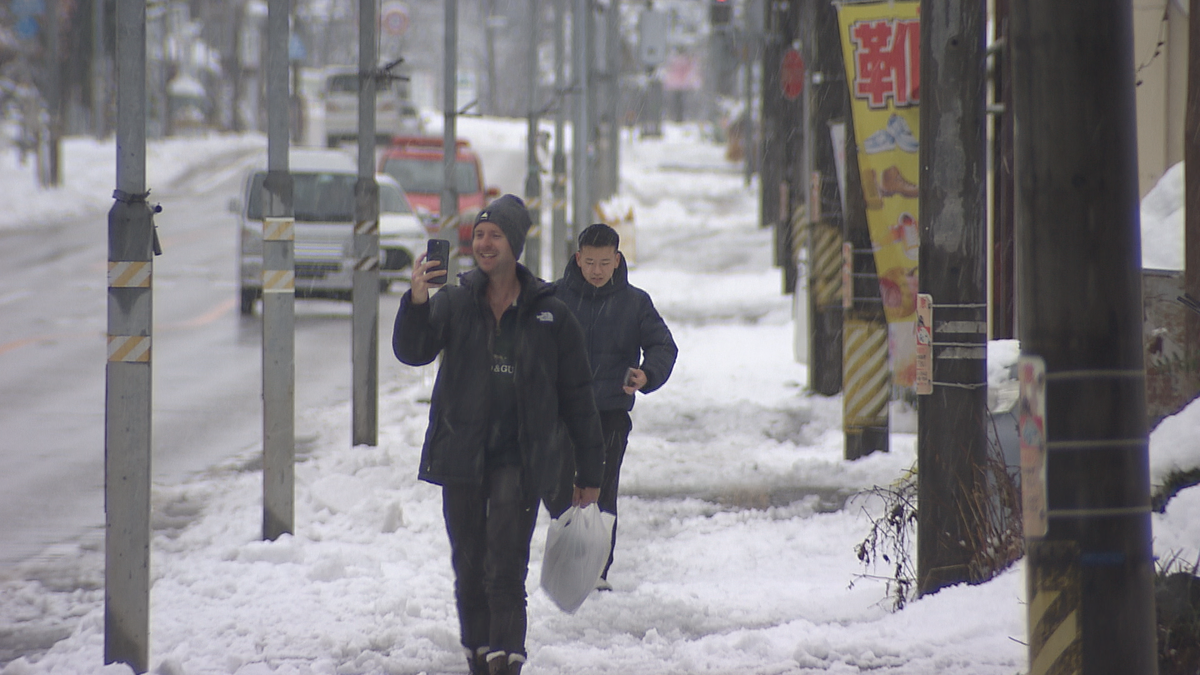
left=624, top=367, right=637, bottom=388
left=426, top=239, right=450, bottom=285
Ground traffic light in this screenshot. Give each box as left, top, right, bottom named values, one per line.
left=710, top=0, right=732, bottom=27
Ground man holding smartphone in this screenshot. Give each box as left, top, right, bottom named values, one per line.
left=393, top=194, right=605, bottom=675
left=554, top=222, right=678, bottom=591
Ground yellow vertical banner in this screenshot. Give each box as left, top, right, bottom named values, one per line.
left=836, top=0, right=921, bottom=395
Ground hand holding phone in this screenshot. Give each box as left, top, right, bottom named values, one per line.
left=426, top=239, right=450, bottom=286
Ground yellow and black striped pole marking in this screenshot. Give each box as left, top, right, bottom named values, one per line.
left=811, top=222, right=843, bottom=309
left=263, top=216, right=294, bottom=243
left=843, top=317, right=890, bottom=429
left=262, top=217, right=295, bottom=294
left=1027, top=541, right=1082, bottom=675
left=108, top=261, right=151, bottom=288
left=107, top=260, right=152, bottom=363
left=262, top=269, right=295, bottom=293
left=353, top=215, right=380, bottom=273
left=107, top=335, right=150, bottom=362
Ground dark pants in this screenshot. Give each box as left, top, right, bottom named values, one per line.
left=597, top=410, right=632, bottom=579
left=442, top=465, right=539, bottom=657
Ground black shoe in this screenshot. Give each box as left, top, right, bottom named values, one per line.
left=487, top=651, right=525, bottom=675
left=466, top=646, right=489, bottom=675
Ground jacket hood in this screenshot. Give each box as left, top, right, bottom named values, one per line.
left=561, top=251, right=629, bottom=298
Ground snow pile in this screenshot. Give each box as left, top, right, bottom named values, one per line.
left=1141, top=161, right=1185, bottom=270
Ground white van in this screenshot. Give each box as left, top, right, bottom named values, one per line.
left=322, top=65, right=422, bottom=147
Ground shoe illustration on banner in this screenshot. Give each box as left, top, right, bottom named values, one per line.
left=861, top=113, right=919, bottom=154
left=863, top=127, right=896, bottom=154
left=886, top=114, right=919, bottom=153
left=879, top=165, right=919, bottom=199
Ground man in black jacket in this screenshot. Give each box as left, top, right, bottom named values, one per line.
left=555, top=222, right=678, bottom=590
left=393, top=194, right=605, bottom=675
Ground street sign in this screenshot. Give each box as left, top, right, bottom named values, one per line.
left=781, top=48, right=805, bottom=100
left=16, top=16, right=39, bottom=39
left=638, top=10, right=668, bottom=68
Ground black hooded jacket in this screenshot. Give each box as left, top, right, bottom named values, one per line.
left=554, top=254, right=678, bottom=412
left=392, top=265, right=606, bottom=497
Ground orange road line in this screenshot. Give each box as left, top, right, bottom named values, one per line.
left=0, top=298, right=236, bottom=357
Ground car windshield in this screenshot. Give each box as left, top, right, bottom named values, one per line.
left=381, top=157, right=480, bottom=195
left=246, top=171, right=358, bottom=222
left=379, top=182, right=414, bottom=214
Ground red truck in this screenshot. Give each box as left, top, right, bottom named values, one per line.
left=378, top=135, right=499, bottom=256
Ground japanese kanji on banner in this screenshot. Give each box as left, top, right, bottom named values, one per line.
left=836, top=0, right=921, bottom=394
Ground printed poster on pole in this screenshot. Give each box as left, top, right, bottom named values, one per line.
left=836, top=0, right=920, bottom=396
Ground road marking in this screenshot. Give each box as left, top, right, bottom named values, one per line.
left=0, top=290, right=33, bottom=307
left=1, top=298, right=237, bottom=357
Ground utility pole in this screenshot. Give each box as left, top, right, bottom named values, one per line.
left=92, top=0, right=109, bottom=138
left=525, top=0, right=543, bottom=277
left=1186, top=0, right=1200, bottom=387
left=1011, top=1, right=1159, bottom=672
left=442, top=0, right=461, bottom=283
left=841, top=113, right=889, bottom=459
left=760, top=0, right=782, bottom=235
left=44, top=0, right=61, bottom=186
left=603, top=0, right=621, bottom=202
left=917, top=0, right=988, bottom=595
left=352, top=0, right=380, bottom=447
left=262, top=0, right=295, bottom=542
left=571, top=0, right=594, bottom=242
left=778, top=0, right=802, bottom=296
left=105, top=0, right=154, bottom=668
left=551, top=0, right=569, bottom=278
left=806, top=0, right=843, bottom=396
left=991, top=0, right=1015, bottom=339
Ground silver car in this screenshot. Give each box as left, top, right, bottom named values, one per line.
left=235, top=148, right=361, bottom=314
left=235, top=150, right=433, bottom=315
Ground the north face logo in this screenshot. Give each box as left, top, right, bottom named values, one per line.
left=536, top=311, right=553, bottom=322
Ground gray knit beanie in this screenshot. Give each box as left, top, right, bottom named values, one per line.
left=474, top=194, right=532, bottom=259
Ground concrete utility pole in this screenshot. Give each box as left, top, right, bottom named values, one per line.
left=805, top=0, right=843, bottom=396
left=525, top=0, right=543, bottom=277
left=105, top=2, right=154, bottom=670
left=778, top=0, right=802, bottom=296
left=571, top=0, right=594, bottom=242
left=603, top=0, right=621, bottom=202
left=990, top=0, right=1015, bottom=339
left=841, top=117, right=889, bottom=460
left=44, top=0, right=61, bottom=186
left=1011, top=1, right=1159, bottom=672
left=92, top=0, right=108, bottom=138
left=262, top=0, right=295, bottom=542
left=760, top=1, right=783, bottom=233
left=1186, top=0, right=1200, bottom=381
left=352, top=0, right=380, bottom=447
left=916, top=0, right=989, bottom=596
left=442, top=0, right=462, bottom=283
left=551, top=0, right=569, bottom=277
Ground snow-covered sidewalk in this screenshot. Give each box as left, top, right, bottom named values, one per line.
left=0, top=121, right=1196, bottom=675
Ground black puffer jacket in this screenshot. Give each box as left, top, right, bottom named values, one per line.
left=555, top=255, right=678, bottom=411
left=392, top=265, right=605, bottom=497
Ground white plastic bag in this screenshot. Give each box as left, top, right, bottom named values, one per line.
left=540, top=504, right=615, bottom=613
